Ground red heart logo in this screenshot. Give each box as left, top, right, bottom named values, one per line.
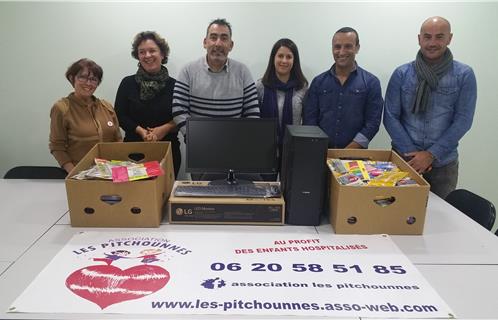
left=66, top=264, right=170, bottom=309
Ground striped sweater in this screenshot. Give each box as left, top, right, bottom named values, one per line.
left=172, top=56, right=260, bottom=135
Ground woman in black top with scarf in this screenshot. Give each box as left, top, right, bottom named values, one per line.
left=256, top=38, right=308, bottom=180
left=115, top=31, right=181, bottom=177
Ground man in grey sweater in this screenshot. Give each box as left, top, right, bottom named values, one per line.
left=172, top=18, right=260, bottom=137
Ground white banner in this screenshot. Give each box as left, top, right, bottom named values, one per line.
left=10, top=230, right=453, bottom=318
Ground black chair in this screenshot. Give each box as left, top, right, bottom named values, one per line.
left=3, top=166, right=67, bottom=179
left=445, top=189, right=496, bottom=231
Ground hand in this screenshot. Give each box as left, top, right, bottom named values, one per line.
left=143, top=132, right=156, bottom=141
left=136, top=126, right=150, bottom=140
left=63, top=162, right=75, bottom=173
left=146, top=125, right=169, bottom=141
left=345, top=141, right=363, bottom=149
left=406, top=151, right=434, bottom=174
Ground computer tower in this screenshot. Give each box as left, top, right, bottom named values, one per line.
left=281, top=125, right=329, bottom=226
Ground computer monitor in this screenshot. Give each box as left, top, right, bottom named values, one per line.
left=186, top=118, right=278, bottom=184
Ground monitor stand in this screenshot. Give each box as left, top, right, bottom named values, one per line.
left=208, top=170, right=253, bottom=186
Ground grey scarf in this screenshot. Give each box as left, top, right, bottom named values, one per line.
left=412, top=48, right=453, bottom=113
left=135, top=65, right=169, bottom=101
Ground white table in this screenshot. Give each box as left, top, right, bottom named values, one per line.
left=2, top=225, right=498, bottom=319
left=55, top=212, right=70, bottom=225
left=393, top=193, right=498, bottom=264
left=316, top=192, right=498, bottom=264
left=0, top=261, right=11, bottom=276
left=415, top=264, right=498, bottom=319
left=2, top=180, right=498, bottom=319
left=0, top=180, right=68, bottom=261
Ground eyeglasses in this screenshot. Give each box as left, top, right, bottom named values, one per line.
left=76, top=75, right=99, bottom=85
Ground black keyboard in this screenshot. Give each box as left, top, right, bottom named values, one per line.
left=174, top=183, right=281, bottom=198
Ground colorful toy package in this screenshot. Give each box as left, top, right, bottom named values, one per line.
left=327, top=158, right=419, bottom=187
left=111, top=161, right=163, bottom=183
left=70, top=158, right=164, bottom=182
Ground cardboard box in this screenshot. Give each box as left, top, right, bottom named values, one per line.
left=327, top=149, right=430, bottom=235
left=66, top=142, right=174, bottom=227
left=169, top=181, right=285, bottom=225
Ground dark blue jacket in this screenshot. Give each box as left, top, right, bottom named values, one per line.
left=303, top=65, right=383, bottom=148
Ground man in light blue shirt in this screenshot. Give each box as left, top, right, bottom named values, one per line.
left=384, top=16, right=477, bottom=198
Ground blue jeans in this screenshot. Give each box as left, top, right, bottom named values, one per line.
left=423, top=160, right=459, bottom=199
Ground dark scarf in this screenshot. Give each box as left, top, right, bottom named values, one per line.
left=261, top=78, right=297, bottom=144
left=135, top=65, right=169, bottom=100
left=412, top=48, right=453, bottom=113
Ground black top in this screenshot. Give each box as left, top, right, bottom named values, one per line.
left=115, top=75, right=178, bottom=143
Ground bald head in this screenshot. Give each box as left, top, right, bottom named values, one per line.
left=418, top=16, right=453, bottom=64
left=420, top=16, right=451, bottom=34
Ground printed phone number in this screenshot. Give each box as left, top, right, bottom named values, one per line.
left=210, top=262, right=406, bottom=274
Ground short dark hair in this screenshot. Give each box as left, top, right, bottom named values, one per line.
left=206, top=18, right=232, bottom=37
left=262, top=38, right=308, bottom=90
left=65, top=58, right=103, bottom=86
left=131, top=31, right=170, bottom=64
left=334, top=27, right=360, bottom=46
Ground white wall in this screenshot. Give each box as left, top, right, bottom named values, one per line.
left=1, top=2, right=497, bottom=223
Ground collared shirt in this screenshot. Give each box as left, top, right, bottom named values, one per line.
left=383, top=60, right=477, bottom=167
left=172, top=56, right=260, bottom=135
left=303, top=63, right=383, bottom=148
left=205, top=55, right=229, bottom=73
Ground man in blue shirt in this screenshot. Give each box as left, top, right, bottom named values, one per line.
left=303, top=27, right=383, bottom=149
left=384, top=16, right=477, bottom=198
